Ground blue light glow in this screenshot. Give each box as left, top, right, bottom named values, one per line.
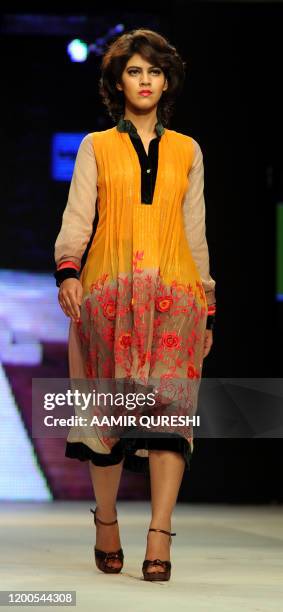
left=51, top=133, right=87, bottom=181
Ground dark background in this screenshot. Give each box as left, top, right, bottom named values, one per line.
left=1, top=2, right=282, bottom=501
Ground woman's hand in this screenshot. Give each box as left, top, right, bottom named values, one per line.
left=203, top=329, right=213, bottom=358
left=58, top=278, right=83, bottom=322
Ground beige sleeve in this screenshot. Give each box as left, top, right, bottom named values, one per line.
left=182, top=137, right=216, bottom=306
left=54, top=133, right=97, bottom=269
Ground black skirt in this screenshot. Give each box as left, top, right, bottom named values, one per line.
left=65, top=434, right=192, bottom=474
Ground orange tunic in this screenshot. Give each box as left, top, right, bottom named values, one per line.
left=55, top=124, right=216, bottom=471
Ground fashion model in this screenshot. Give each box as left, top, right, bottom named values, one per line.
left=54, top=28, right=216, bottom=581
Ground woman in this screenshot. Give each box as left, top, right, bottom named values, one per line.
left=54, top=28, right=216, bottom=582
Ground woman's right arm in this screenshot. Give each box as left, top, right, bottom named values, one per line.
left=54, top=133, right=98, bottom=320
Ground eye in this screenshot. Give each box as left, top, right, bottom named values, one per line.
left=128, top=69, right=139, bottom=75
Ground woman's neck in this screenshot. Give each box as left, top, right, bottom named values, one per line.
left=123, top=109, right=158, bottom=138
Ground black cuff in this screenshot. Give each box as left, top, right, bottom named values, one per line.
left=206, top=314, right=215, bottom=330
left=54, top=267, right=80, bottom=287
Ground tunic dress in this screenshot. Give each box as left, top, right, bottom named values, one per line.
left=54, top=118, right=216, bottom=473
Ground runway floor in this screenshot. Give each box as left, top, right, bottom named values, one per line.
left=0, top=501, right=282, bottom=611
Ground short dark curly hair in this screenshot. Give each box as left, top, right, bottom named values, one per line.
left=99, top=28, right=186, bottom=126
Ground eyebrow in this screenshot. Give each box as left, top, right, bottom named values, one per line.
left=126, top=65, right=159, bottom=69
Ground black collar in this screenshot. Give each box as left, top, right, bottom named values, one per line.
left=116, top=117, right=165, bottom=139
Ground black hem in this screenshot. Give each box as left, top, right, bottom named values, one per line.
left=65, top=434, right=192, bottom=474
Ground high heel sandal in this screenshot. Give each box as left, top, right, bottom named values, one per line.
left=142, top=527, right=177, bottom=582
left=90, top=507, right=124, bottom=574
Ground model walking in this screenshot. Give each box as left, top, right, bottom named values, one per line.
left=54, top=28, right=216, bottom=581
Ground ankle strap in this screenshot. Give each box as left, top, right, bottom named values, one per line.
left=90, top=507, right=117, bottom=525
left=148, top=528, right=176, bottom=537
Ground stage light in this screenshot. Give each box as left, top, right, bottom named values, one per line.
left=111, top=24, right=124, bottom=33
left=67, top=24, right=125, bottom=60
left=67, top=38, right=88, bottom=63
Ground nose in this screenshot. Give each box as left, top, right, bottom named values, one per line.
left=139, top=72, right=151, bottom=86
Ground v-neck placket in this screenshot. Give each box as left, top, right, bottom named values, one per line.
left=116, top=117, right=165, bottom=205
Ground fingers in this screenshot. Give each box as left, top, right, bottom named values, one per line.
left=59, top=295, right=78, bottom=321
left=63, top=294, right=81, bottom=320
left=75, top=283, right=83, bottom=308
left=58, top=279, right=82, bottom=322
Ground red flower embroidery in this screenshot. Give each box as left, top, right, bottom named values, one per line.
left=102, top=356, right=113, bottom=377
left=134, top=250, right=144, bottom=261
left=103, top=300, right=116, bottom=320
left=79, top=264, right=207, bottom=399
left=117, top=304, right=131, bottom=315
left=176, top=357, right=184, bottom=368
left=162, top=332, right=181, bottom=350
left=196, top=280, right=206, bottom=302
left=133, top=251, right=144, bottom=273
left=187, top=363, right=195, bottom=378
left=103, top=325, right=115, bottom=345
left=171, top=281, right=187, bottom=294
left=118, top=332, right=132, bottom=349
left=160, top=372, right=174, bottom=380
left=187, top=362, right=200, bottom=379
left=85, top=298, right=91, bottom=316
left=85, top=360, right=97, bottom=378
left=155, top=295, right=173, bottom=312
left=90, top=272, right=109, bottom=293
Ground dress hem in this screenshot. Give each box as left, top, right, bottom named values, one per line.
left=65, top=435, right=192, bottom=474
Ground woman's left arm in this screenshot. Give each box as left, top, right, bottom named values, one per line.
left=182, top=137, right=216, bottom=332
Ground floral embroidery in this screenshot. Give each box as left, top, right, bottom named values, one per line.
left=102, top=356, right=114, bottom=377
left=90, top=272, right=109, bottom=294
left=85, top=360, right=97, bottom=378
left=76, top=318, right=90, bottom=343
left=85, top=298, right=91, bottom=316
left=155, top=295, right=173, bottom=312
left=102, top=324, right=115, bottom=346
left=103, top=300, right=116, bottom=320
left=187, top=362, right=200, bottom=379
left=118, top=332, right=132, bottom=349
left=160, top=372, right=175, bottom=380
left=196, top=280, right=206, bottom=303
left=133, top=250, right=144, bottom=274
left=77, top=251, right=207, bottom=452
left=161, top=331, right=182, bottom=350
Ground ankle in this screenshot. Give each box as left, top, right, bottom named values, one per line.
left=95, top=505, right=117, bottom=521
left=149, top=518, right=171, bottom=532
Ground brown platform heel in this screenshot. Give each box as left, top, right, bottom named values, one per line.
left=142, top=527, right=177, bottom=582
left=90, top=507, right=124, bottom=574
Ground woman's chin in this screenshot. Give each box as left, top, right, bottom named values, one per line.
left=129, top=99, right=158, bottom=112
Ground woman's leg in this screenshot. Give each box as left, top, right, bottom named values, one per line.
left=145, top=450, right=185, bottom=573
left=89, top=459, right=125, bottom=569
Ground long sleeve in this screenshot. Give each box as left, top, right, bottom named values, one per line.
left=182, top=137, right=216, bottom=327
left=54, top=133, right=98, bottom=271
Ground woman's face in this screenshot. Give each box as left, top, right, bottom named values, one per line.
left=116, top=53, right=168, bottom=113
